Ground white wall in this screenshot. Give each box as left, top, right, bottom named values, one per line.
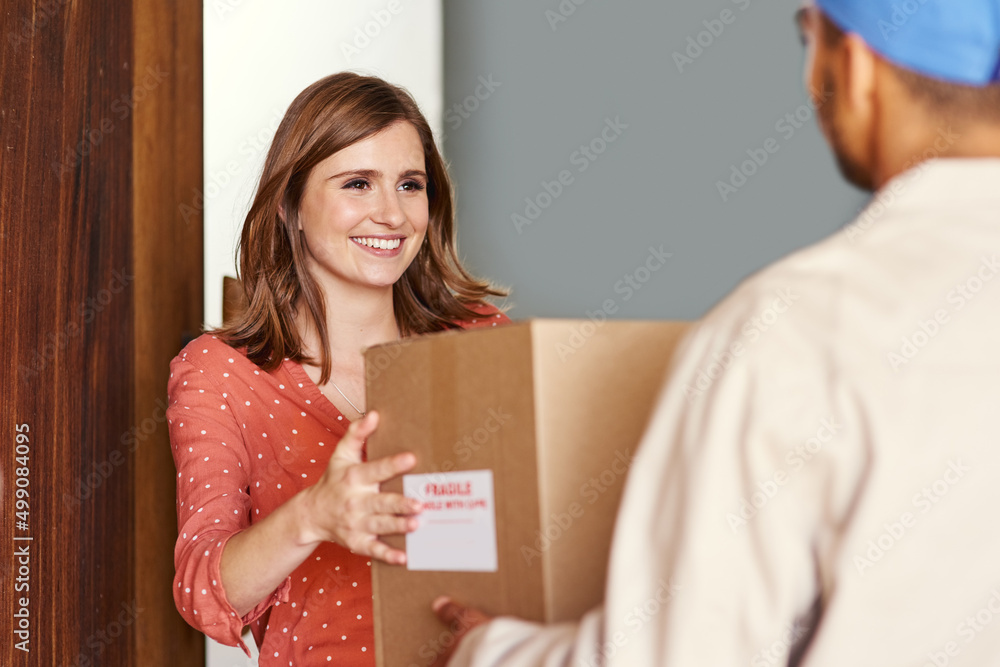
left=203, top=0, right=443, bottom=330
left=202, top=1, right=442, bottom=663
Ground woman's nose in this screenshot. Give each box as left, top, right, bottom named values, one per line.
left=372, top=188, right=406, bottom=227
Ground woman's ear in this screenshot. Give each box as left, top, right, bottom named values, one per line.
left=278, top=204, right=301, bottom=230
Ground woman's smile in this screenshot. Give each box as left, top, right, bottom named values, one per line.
left=350, top=234, right=406, bottom=256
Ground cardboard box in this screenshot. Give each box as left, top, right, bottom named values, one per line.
left=365, top=319, right=690, bottom=667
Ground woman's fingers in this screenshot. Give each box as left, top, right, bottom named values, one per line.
left=329, top=411, right=381, bottom=465
left=357, top=410, right=380, bottom=434
left=310, top=410, right=426, bottom=552
left=347, top=451, right=418, bottom=486
left=367, top=539, right=407, bottom=566
left=329, top=412, right=417, bottom=488
left=330, top=416, right=374, bottom=463
left=361, top=513, right=418, bottom=536
left=367, top=491, right=421, bottom=516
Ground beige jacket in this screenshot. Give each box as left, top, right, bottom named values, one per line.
left=449, top=159, right=1000, bottom=667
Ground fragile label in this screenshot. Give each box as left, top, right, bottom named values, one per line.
left=403, top=470, right=498, bottom=572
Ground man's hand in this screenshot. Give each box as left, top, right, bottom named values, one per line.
left=430, top=596, right=493, bottom=666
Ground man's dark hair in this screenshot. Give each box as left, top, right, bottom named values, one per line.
left=820, top=11, right=1000, bottom=122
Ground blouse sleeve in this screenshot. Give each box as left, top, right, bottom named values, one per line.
left=167, top=353, right=291, bottom=654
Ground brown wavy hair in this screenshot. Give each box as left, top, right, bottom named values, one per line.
left=216, top=72, right=506, bottom=383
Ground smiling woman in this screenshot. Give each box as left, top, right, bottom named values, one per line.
left=165, top=73, right=508, bottom=666
left=295, top=122, right=430, bottom=298
left=225, top=73, right=506, bottom=385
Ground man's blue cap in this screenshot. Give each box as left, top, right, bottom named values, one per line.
left=815, top=0, right=1000, bottom=85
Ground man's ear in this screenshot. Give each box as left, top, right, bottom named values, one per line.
left=840, top=32, right=878, bottom=121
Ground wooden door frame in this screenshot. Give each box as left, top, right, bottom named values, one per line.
left=1, top=1, right=205, bottom=664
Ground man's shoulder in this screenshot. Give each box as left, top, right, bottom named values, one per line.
left=677, top=230, right=886, bottom=399
left=705, top=234, right=860, bottom=341
left=668, top=237, right=868, bottom=430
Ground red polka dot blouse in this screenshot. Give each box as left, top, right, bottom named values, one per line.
left=167, top=306, right=509, bottom=666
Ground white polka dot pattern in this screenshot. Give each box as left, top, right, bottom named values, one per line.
left=166, top=307, right=510, bottom=664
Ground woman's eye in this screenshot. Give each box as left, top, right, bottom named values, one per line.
left=344, top=179, right=369, bottom=190
left=399, top=180, right=426, bottom=192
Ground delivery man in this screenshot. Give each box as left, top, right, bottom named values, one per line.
left=431, top=0, right=1000, bottom=664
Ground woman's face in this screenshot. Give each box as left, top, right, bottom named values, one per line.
left=296, top=121, right=429, bottom=295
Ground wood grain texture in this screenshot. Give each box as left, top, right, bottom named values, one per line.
left=132, top=0, right=205, bottom=665
left=1, top=1, right=136, bottom=665
left=0, top=1, right=203, bottom=664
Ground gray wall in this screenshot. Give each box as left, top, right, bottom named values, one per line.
left=443, top=0, right=870, bottom=321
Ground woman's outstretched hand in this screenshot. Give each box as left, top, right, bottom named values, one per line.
left=298, top=411, right=421, bottom=564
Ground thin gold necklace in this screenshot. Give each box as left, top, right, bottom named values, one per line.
left=323, top=380, right=366, bottom=417
left=316, top=326, right=400, bottom=417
